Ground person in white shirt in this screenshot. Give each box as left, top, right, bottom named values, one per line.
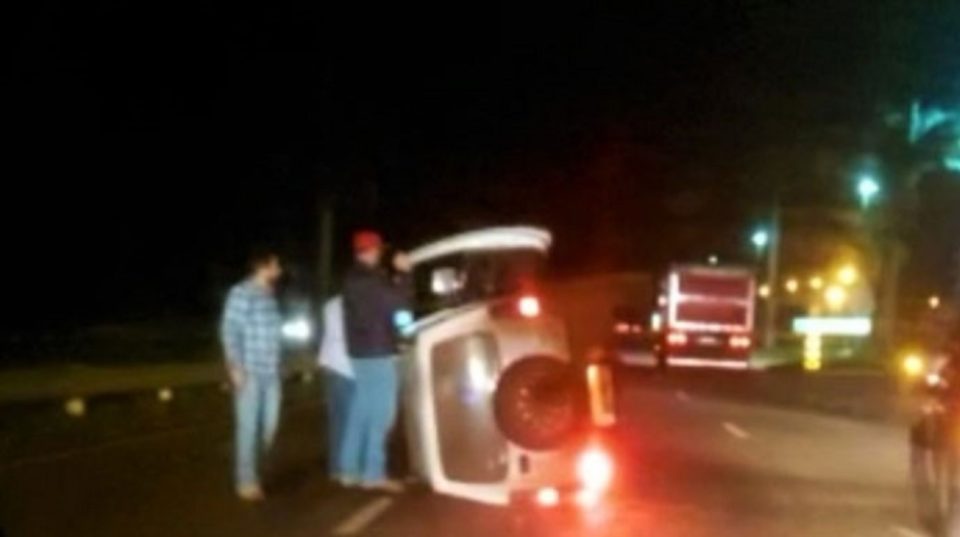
left=318, top=296, right=356, bottom=483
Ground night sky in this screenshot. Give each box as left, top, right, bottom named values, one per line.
left=7, top=1, right=960, bottom=329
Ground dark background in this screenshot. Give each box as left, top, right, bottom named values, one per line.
left=6, top=2, right=960, bottom=331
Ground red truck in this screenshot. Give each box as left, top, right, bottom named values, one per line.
left=657, top=264, right=756, bottom=370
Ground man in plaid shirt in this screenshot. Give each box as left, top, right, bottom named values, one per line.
left=220, top=249, right=283, bottom=501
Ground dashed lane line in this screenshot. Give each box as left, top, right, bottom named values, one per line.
left=723, top=421, right=750, bottom=440
left=332, top=496, right=395, bottom=535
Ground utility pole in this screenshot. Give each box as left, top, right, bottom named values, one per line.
left=317, top=196, right=335, bottom=299
left=763, top=197, right=781, bottom=349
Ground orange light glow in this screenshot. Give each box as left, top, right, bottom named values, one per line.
left=577, top=448, right=613, bottom=492
left=586, top=364, right=617, bottom=427
left=536, top=487, right=560, bottom=507
left=518, top=295, right=541, bottom=318
left=575, top=488, right=601, bottom=508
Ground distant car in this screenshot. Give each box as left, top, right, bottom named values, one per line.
left=607, top=305, right=660, bottom=368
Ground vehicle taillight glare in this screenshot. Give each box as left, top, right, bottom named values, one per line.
left=586, top=364, right=617, bottom=427
left=666, top=331, right=688, bottom=346
left=614, top=322, right=630, bottom=334
left=518, top=295, right=541, bottom=318
left=536, top=486, right=560, bottom=507
left=577, top=447, right=613, bottom=492
left=575, top=487, right=601, bottom=508
left=729, top=335, right=751, bottom=349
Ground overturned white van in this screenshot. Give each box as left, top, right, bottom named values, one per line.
left=400, top=227, right=615, bottom=507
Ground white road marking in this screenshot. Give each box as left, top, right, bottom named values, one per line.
left=890, top=525, right=927, bottom=537
left=675, top=390, right=690, bottom=402
left=332, top=496, right=394, bottom=535
left=723, top=421, right=750, bottom=440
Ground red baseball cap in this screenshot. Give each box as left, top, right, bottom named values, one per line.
left=353, top=230, right=384, bottom=253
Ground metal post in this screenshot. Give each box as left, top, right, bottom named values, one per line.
left=318, top=198, right=334, bottom=299
left=763, top=198, right=781, bottom=349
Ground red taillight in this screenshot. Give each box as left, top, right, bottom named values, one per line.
left=729, top=335, right=751, bottom=349
left=577, top=447, right=614, bottom=492
left=518, top=295, right=541, bottom=318
left=614, top=322, right=630, bottom=334
left=536, top=487, right=560, bottom=507
left=666, top=331, right=688, bottom=346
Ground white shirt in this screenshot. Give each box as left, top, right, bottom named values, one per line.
left=318, top=296, right=354, bottom=378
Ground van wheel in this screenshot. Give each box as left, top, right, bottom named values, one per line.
left=493, top=356, right=583, bottom=451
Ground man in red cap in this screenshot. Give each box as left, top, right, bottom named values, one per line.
left=339, top=229, right=411, bottom=492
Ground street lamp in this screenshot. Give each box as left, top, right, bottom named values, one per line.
left=758, top=283, right=771, bottom=298
left=857, top=174, right=881, bottom=208
left=751, top=228, right=770, bottom=252
left=824, top=285, right=848, bottom=310
left=836, top=264, right=858, bottom=286
left=785, top=278, right=800, bottom=294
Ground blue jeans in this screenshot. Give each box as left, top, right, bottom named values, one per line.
left=233, top=373, right=282, bottom=488
left=340, top=357, right=398, bottom=483
left=324, top=371, right=356, bottom=478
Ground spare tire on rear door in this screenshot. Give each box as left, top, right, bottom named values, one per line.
left=493, top=356, right=583, bottom=451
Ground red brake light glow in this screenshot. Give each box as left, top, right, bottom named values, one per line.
left=518, top=295, right=541, bottom=318
left=729, top=335, right=751, bottom=349
left=536, top=487, right=560, bottom=507
left=614, top=322, right=630, bottom=334
left=666, top=331, right=688, bottom=346
left=577, top=447, right=614, bottom=492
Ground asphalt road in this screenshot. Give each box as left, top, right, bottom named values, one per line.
left=0, top=373, right=924, bottom=537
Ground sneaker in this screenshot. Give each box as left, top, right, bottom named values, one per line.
left=236, top=484, right=265, bottom=502
left=360, top=479, right=405, bottom=494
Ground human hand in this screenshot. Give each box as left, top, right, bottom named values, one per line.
left=392, top=252, right=412, bottom=273
left=228, top=364, right=246, bottom=390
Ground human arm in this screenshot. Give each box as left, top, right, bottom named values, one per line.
left=220, top=287, right=249, bottom=387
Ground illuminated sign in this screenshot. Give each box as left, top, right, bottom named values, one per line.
left=791, top=316, right=872, bottom=336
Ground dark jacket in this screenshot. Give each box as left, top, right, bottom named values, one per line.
left=343, top=264, right=412, bottom=358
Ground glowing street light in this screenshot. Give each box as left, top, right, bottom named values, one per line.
left=809, top=276, right=824, bottom=291
left=857, top=174, right=881, bottom=208
left=785, top=278, right=799, bottom=294
left=758, top=283, right=771, bottom=298
left=929, top=295, right=941, bottom=310
left=836, top=264, right=858, bottom=286
left=751, top=228, right=770, bottom=251
left=824, top=285, right=848, bottom=310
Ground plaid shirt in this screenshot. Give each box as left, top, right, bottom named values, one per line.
left=220, top=279, right=283, bottom=376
